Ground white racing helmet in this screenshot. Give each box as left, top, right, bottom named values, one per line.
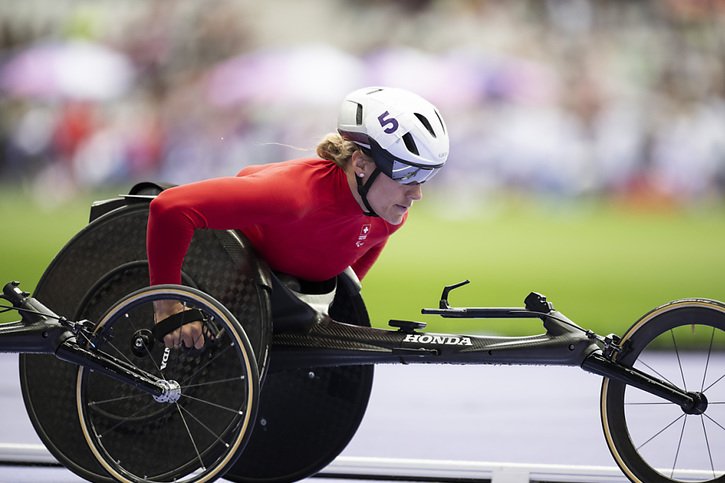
left=338, top=87, right=449, bottom=186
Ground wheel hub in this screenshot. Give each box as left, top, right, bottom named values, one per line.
left=682, top=391, right=708, bottom=415
left=153, top=379, right=182, bottom=404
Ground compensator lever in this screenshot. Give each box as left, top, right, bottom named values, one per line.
left=438, top=280, right=470, bottom=309
left=523, top=292, right=554, bottom=313
left=422, top=281, right=552, bottom=320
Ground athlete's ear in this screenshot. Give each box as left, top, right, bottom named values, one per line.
left=351, top=150, right=374, bottom=176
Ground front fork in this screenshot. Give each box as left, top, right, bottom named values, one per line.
left=3, top=282, right=179, bottom=403
left=581, top=351, right=707, bottom=415
left=56, top=338, right=179, bottom=402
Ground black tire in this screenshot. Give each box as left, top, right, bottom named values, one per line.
left=601, top=299, right=725, bottom=483
left=224, top=272, right=374, bottom=483
left=21, top=198, right=271, bottom=483
left=76, top=285, right=259, bottom=483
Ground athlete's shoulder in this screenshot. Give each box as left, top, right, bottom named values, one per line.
left=236, top=158, right=335, bottom=177
left=238, top=158, right=345, bottom=200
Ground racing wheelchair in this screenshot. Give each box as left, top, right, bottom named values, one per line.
left=0, top=185, right=723, bottom=483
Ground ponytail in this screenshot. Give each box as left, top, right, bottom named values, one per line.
left=316, top=133, right=358, bottom=168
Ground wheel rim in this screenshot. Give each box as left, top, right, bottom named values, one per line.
left=76, top=286, right=258, bottom=483
left=602, top=301, right=725, bottom=483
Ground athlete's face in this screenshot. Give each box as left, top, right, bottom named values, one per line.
left=352, top=151, right=423, bottom=225
left=366, top=171, right=422, bottom=225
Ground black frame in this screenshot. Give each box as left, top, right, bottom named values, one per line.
left=1, top=281, right=172, bottom=400
left=0, top=276, right=703, bottom=414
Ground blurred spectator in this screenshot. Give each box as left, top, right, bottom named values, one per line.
left=0, top=0, right=723, bottom=208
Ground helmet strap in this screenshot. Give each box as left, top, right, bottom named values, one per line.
left=355, top=168, right=381, bottom=217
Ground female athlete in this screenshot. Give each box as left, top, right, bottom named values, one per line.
left=147, top=86, right=449, bottom=349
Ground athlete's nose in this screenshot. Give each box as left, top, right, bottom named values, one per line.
left=406, top=183, right=423, bottom=201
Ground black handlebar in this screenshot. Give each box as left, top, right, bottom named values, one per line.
left=3, top=281, right=28, bottom=306
left=425, top=280, right=555, bottom=319
left=3, top=281, right=60, bottom=325
left=421, top=306, right=545, bottom=318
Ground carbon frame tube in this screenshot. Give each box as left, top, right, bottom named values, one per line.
left=0, top=321, right=74, bottom=353
left=271, top=317, right=699, bottom=411
left=269, top=317, right=602, bottom=371
left=0, top=318, right=171, bottom=398
left=55, top=339, right=168, bottom=398
left=581, top=352, right=699, bottom=410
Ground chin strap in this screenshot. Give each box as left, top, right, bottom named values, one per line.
left=355, top=168, right=382, bottom=217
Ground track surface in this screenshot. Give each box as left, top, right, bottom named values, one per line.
left=19, top=351, right=722, bottom=481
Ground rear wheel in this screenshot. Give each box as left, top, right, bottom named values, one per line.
left=224, top=272, right=374, bottom=483
left=76, top=285, right=259, bottom=483
left=601, top=299, right=725, bottom=483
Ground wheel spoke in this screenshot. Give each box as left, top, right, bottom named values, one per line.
left=700, top=415, right=717, bottom=479
left=105, top=338, right=144, bottom=371
left=100, top=337, right=169, bottom=391
left=636, top=358, right=677, bottom=389
left=179, top=339, right=235, bottom=387
left=703, top=373, right=725, bottom=393
left=176, top=403, right=233, bottom=448
left=669, top=415, right=687, bottom=479
left=87, top=391, right=147, bottom=406
left=93, top=396, right=161, bottom=438
left=670, top=329, right=687, bottom=392
left=699, top=326, right=715, bottom=393
left=635, top=412, right=685, bottom=451
left=703, top=412, right=725, bottom=432
left=625, top=401, right=677, bottom=405
left=174, top=403, right=206, bottom=472
left=180, top=392, right=245, bottom=415
left=182, top=375, right=246, bottom=390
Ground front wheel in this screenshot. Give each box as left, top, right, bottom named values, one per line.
left=76, top=285, right=259, bottom=483
left=601, top=299, right=725, bottom=483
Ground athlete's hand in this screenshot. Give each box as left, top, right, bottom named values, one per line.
left=153, top=300, right=206, bottom=350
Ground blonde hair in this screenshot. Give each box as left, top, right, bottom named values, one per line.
left=316, top=133, right=358, bottom=168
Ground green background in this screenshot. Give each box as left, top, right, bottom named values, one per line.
left=2, top=188, right=724, bottom=338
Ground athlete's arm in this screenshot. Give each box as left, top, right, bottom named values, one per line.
left=147, top=176, right=303, bottom=285
left=147, top=175, right=303, bottom=348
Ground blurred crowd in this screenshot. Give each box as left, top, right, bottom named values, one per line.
left=1, top=0, right=724, bottom=206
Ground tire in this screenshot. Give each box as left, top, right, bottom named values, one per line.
left=76, top=285, right=259, bottom=483
left=21, top=199, right=271, bottom=483
left=601, top=299, right=725, bottom=483
left=224, top=271, right=374, bottom=483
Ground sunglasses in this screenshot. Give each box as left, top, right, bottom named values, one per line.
left=362, top=140, right=444, bottom=185
left=389, top=160, right=441, bottom=185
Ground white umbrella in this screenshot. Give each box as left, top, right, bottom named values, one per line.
left=0, top=40, right=135, bottom=101
left=206, top=44, right=364, bottom=107
left=364, top=47, right=483, bottom=109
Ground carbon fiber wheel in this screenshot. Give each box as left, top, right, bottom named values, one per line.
left=76, top=285, right=259, bottom=483
left=601, top=300, right=725, bottom=483
left=225, top=273, right=374, bottom=483
left=21, top=197, right=271, bottom=482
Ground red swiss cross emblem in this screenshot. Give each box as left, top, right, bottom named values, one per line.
left=356, top=224, right=371, bottom=247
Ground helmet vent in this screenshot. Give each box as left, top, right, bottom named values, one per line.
left=402, top=132, right=419, bottom=155
left=355, top=103, right=363, bottom=125
left=415, top=113, right=436, bottom=138
left=434, top=110, right=446, bottom=134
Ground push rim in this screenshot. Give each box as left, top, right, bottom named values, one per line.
left=76, top=285, right=258, bottom=483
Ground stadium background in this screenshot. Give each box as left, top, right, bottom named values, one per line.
left=1, top=0, right=724, bottom=336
